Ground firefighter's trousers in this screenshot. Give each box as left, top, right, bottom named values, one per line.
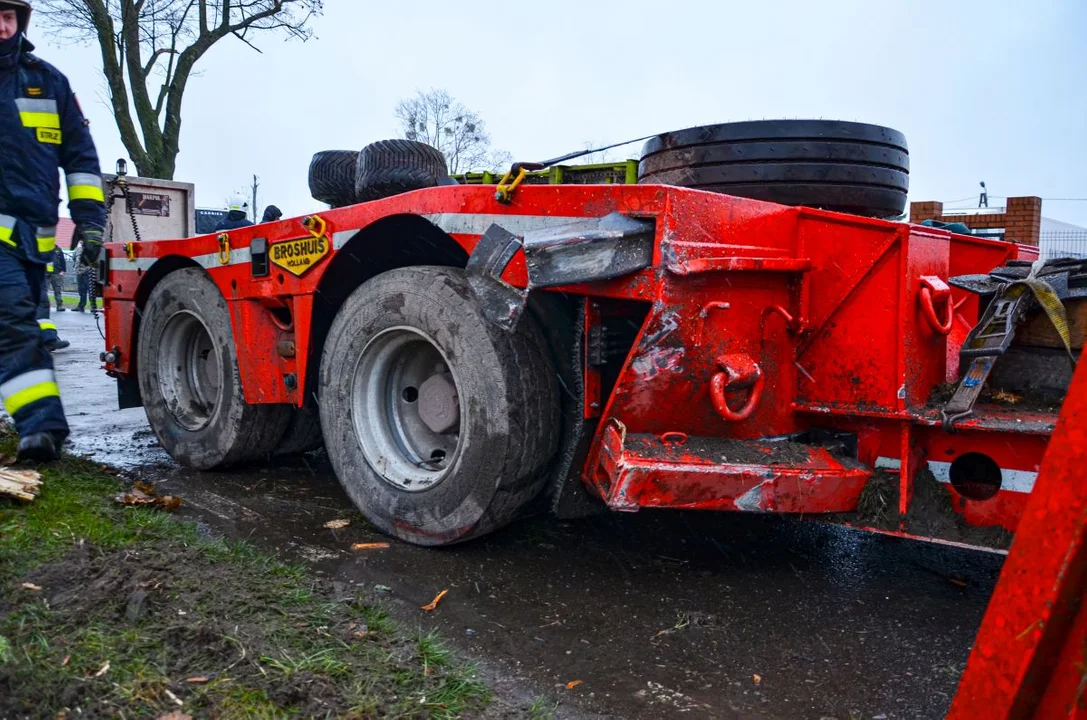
left=0, top=246, right=68, bottom=440
left=37, top=281, right=58, bottom=343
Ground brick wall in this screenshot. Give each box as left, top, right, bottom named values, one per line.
left=909, top=196, right=1042, bottom=246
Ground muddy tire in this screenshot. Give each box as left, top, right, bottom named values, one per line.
left=319, top=266, right=560, bottom=546
left=309, top=150, right=360, bottom=208
left=355, top=140, right=449, bottom=202
left=137, top=268, right=291, bottom=469
left=276, top=406, right=325, bottom=455
left=638, top=120, right=909, bottom=218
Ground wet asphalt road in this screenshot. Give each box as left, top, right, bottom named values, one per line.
left=51, top=310, right=1003, bottom=719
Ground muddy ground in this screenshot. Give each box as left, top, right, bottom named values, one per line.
left=51, top=310, right=1004, bottom=719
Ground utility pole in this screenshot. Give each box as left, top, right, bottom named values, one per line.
left=250, top=175, right=260, bottom=222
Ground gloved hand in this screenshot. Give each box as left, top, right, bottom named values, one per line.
left=75, top=224, right=104, bottom=266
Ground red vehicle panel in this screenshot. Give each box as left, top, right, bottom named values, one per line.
left=101, top=183, right=1051, bottom=545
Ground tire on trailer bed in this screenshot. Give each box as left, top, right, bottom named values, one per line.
left=638, top=120, right=909, bottom=218
left=355, top=139, right=450, bottom=202
left=309, top=150, right=360, bottom=208
left=319, top=266, right=560, bottom=546
left=137, top=268, right=291, bottom=469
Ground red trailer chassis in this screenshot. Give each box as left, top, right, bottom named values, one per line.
left=101, top=183, right=1048, bottom=545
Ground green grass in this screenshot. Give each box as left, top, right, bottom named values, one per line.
left=526, top=696, right=560, bottom=719
left=0, top=430, right=491, bottom=718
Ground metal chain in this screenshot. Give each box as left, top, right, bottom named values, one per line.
left=90, top=178, right=143, bottom=338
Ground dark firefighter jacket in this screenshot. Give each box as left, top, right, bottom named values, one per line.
left=49, top=246, right=65, bottom=274
left=215, top=210, right=254, bottom=232
left=0, top=37, right=106, bottom=265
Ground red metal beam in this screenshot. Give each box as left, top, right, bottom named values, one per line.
left=949, top=360, right=1087, bottom=718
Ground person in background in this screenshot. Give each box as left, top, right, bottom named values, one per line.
left=36, top=278, right=67, bottom=351
left=48, top=244, right=65, bottom=310
left=0, top=0, right=107, bottom=461
left=261, top=204, right=282, bottom=223
left=74, top=242, right=95, bottom=312
left=214, top=197, right=253, bottom=231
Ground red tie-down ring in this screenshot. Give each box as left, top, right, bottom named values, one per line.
left=919, top=275, right=954, bottom=335
left=710, top=354, right=765, bottom=422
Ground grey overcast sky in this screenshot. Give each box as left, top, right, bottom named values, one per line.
left=31, top=0, right=1087, bottom=225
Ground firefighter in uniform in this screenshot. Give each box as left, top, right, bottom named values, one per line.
left=0, top=0, right=106, bottom=461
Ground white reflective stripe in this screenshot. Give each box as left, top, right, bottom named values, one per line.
left=108, top=247, right=252, bottom=273
left=330, top=213, right=595, bottom=251
left=14, top=98, right=58, bottom=114
left=332, top=230, right=355, bottom=250
left=0, top=369, right=57, bottom=399
left=873, top=456, right=1037, bottom=494
left=0, top=214, right=14, bottom=231
left=108, top=257, right=157, bottom=272
left=193, top=247, right=251, bottom=269
left=112, top=212, right=582, bottom=272
left=421, top=213, right=589, bottom=237
left=67, top=173, right=103, bottom=191
left=927, top=460, right=1037, bottom=495
left=37, top=226, right=56, bottom=238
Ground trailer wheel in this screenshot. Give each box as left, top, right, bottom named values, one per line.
left=319, top=266, right=560, bottom=546
left=137, top=268, right=291, bottom=469
left=638, top=120, right=909, bottom=218
left=309, top=150, right=360, bottom=208
left=276, top=406, right=325, bottom=455
left=355, top=140, right=449, bottom=202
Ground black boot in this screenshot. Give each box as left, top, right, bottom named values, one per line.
left=44, top=337, right=70, bottom=351
left=18, top=432, right=59, bottom=462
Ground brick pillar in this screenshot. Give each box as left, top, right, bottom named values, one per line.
left=1004, top=196, right=1042, bottom=246
left=910, top=201, right=944, bottom=225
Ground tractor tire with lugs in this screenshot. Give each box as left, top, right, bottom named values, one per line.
left=309, top=150, right=360, bottom=208
left=318, top=266, right=560, bottom=546
left=355, top=140, right=449, bottom=202
left=638, top=120, right=909, bottom=218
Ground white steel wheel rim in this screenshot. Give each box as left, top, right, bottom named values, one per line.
left=158, top=311, right=222, bottom=431
left=351, top=327, right=464, bottom=492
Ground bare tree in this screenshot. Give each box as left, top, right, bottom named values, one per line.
left=395, top=89, right=508, bottom=174
left=35, top=1, right=322, bottom=180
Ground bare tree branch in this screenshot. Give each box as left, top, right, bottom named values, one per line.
left=395, top=89, right=506, bottom=174
left=35, top=0, right=323, bottom=179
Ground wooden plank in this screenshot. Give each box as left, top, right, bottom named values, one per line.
left=1015, top=298, right=1087, bottom=350
left=0, top=468, right=43, bottom=502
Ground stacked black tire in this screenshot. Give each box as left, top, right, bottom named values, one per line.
left=308, top=140, right=450, bottom=208
left=638, top=120, right=909, bottom=218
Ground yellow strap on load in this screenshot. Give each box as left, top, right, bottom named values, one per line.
left=1009, top=260, right=1075, bottom=362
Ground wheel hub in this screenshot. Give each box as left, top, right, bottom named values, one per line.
left=418, top=373, right=459, bottom=434
left=351, top=328, right=464, bottom=492
left=157, top=311, right=222, bottom=431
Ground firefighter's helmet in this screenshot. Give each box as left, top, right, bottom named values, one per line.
left=0, top=0, right=31, bottom=35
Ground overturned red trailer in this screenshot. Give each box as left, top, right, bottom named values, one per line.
left=97, top=121, right=1070, bottom=550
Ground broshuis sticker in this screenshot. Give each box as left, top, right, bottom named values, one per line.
left=270, top=235, right=330, bottom=277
